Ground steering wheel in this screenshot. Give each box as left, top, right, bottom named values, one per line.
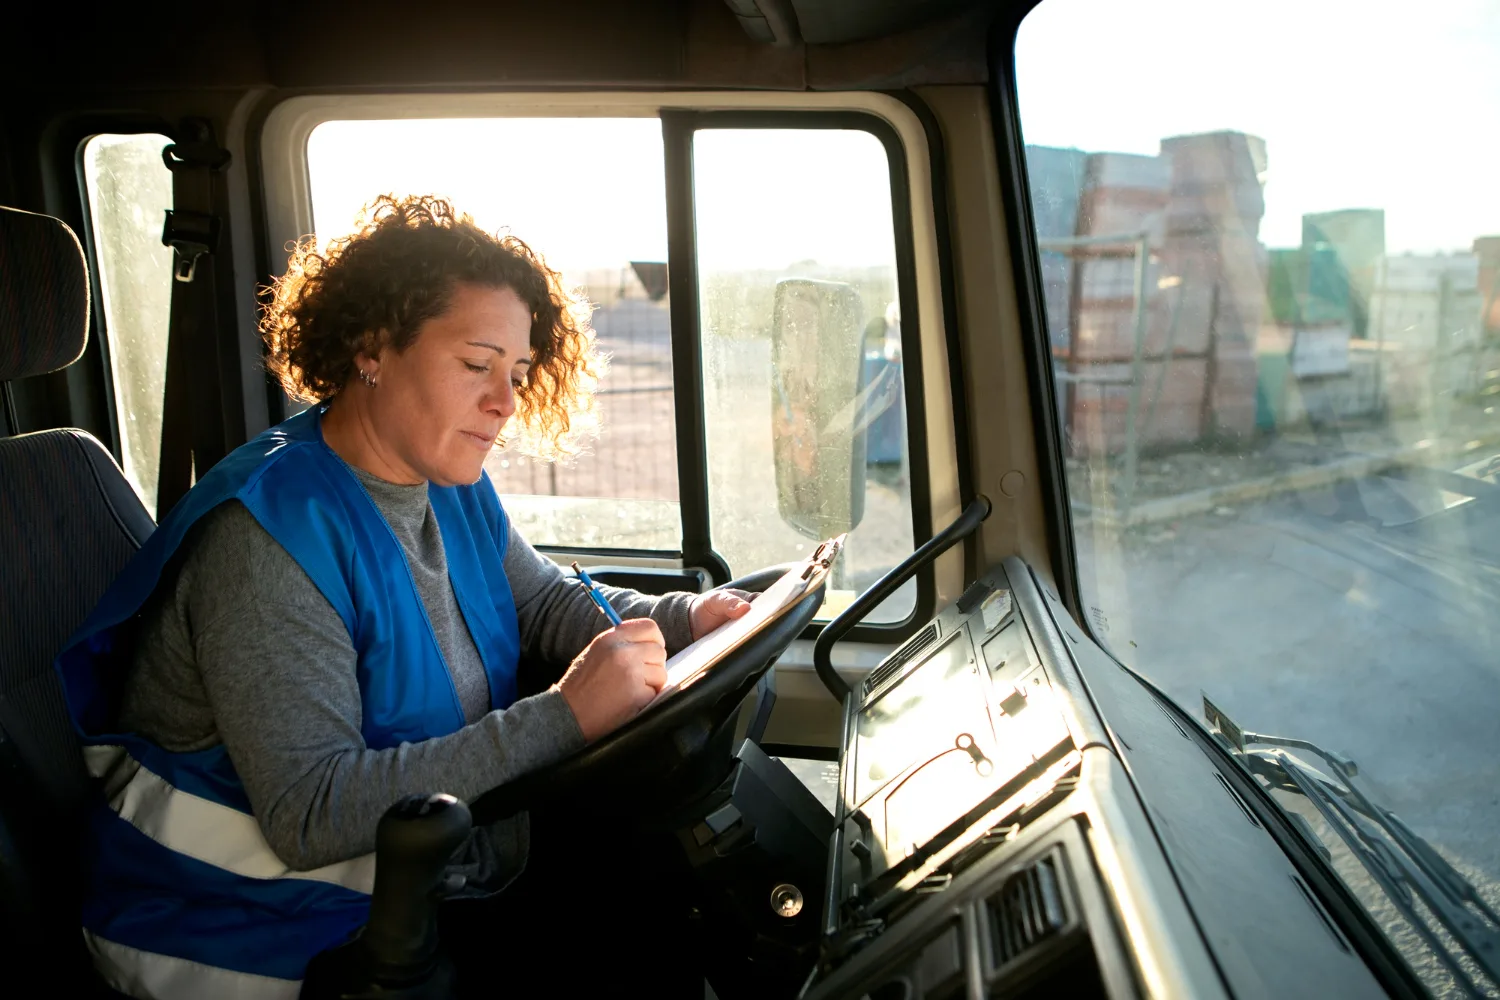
left=468, top=564, right=824, bottom=825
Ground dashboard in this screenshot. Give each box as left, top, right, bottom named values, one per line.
left=800, top=558, right=1391, bottom=1000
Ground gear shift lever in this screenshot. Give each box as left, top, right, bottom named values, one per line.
left=300, top=793, right=472, bottom=999
left=366, top=793, right=472, bottom=977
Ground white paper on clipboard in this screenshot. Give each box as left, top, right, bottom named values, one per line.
left=648, top=535, right=844, bottom=706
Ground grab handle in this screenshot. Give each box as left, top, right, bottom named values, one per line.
left=812, top=497, right=991, bottom=703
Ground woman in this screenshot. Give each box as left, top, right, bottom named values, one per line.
left=57, top=195, right=749, bottom=999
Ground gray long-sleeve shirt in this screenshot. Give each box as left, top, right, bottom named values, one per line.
left=117, top=466, right=695, bottom=882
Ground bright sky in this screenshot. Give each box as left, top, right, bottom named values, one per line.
left=307, top=120, right=895, bottom=277
left=1015, top=0, right=1500, bottom=253
left=692, top=129, right=896, bottom=272
left=308, top=118, right=667, bottom=277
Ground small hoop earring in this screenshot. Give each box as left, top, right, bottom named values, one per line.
left=358, top=369, right=377, bottom=389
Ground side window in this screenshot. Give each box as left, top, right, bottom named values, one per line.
left=82, top=133, right=174, bottom=510
left=306, top=118, right=679, bottom=550
left=691, top=127, right=916, bottom=622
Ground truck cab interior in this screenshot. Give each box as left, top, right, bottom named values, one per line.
left=3, top=1, right=1499, bottom=998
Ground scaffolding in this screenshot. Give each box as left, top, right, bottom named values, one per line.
left=1041, top=231, right=1156, bottom=519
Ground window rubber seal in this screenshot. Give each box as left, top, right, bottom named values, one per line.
left=984, top=5, right=1084, bottom=626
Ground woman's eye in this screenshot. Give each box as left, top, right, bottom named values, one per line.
left=463, top=361, right=490, bottom=374
left=511, top=377, right=526, bottom=389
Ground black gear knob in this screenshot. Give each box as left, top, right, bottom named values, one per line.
left=300, top=794, right=472, bottom=999
left=363, top=793, right=472, bottom=979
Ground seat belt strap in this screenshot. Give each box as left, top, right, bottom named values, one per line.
left=1, top=381, right=19, bottom=437
left=155, top=120, right=231, bottom=521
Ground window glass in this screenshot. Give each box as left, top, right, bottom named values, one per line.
left=1018, top=2, right=1500, bottom=989
left=83, top=133, right=174, bottom=511
left=693, top=128, right=916, bottom=622
left=306, top=118, right=678, bottom=549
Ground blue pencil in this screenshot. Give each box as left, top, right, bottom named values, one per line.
left=571, top=562, right=624, bottom=627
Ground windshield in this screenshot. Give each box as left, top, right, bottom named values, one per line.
left=1014, top=1, right=1500, bottom=994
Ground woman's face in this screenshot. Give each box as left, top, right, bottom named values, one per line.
left=362, top=282, right=532, bottom=487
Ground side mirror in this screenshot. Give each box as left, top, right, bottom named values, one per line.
left=769, top=278, right=871, bottom=541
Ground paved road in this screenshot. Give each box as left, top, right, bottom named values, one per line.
left=1075, top=463, right=1500, bottom=898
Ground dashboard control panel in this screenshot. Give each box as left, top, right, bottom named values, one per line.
left=806, top=565, right=1122, bottom=999
left=837, top=568, right=1077, bottom=918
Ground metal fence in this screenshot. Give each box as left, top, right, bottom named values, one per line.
left=491, top=278, right=680, bottom=503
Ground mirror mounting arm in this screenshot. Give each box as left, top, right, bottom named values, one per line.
left=812, top=496, right=992, bottom=705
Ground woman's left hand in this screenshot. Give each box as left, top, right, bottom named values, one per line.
left=688, top=589, right=754, bottom=642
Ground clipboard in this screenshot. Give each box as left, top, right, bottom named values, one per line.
left=648, top=534, right=845, bottom=706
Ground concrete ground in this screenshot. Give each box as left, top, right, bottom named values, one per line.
left=1072, top=437, right=1500, bottom=991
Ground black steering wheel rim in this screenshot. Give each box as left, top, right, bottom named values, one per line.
left=469, top=565, right=823, bottom=825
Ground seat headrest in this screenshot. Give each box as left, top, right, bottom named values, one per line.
left=0, top=206, right=90, bottom=382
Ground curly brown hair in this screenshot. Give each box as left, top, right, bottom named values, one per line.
left=261, top=194, right=603, bottom=459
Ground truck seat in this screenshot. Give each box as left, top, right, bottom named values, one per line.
left=0, top=204, right=154, bottom=991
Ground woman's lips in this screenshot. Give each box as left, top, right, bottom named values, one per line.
left=460, top=430, right=495, bottom=451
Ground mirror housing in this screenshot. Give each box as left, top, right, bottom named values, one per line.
left=769, top=278, right=870, bottom=540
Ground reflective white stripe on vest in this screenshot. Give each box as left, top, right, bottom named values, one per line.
left=86, top=930, right=301, bottom=1000
left=83, top=744, right=376, bottom=894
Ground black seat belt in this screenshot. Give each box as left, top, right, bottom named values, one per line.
left=155, top=119, right=232, bottom=522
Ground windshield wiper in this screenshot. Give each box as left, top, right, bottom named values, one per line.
left=1203, top=696, right=1500, bottom=995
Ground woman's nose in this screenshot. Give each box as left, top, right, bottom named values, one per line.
left=487, top=378, right=517, bottom=420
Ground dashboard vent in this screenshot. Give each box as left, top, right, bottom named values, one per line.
left=864, top=622, right=940, bottom=698
left=988, top=856, right=1067, bottom=967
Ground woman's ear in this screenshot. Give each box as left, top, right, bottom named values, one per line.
left=353, top=331, right=388, bottom=381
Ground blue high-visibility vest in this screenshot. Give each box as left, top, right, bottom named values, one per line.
left=55, top=405, right=521, bottom=999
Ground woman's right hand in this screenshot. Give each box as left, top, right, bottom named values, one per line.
left=556, top=619, right=668, bottom=742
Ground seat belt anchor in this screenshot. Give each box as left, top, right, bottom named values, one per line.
left=161, top=209, right=220, bottom=283
left=161, top=139, right=231, bottom=174
left=160, top=127, right=231, bottom=283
